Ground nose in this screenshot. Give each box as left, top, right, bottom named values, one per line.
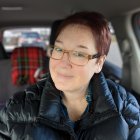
left=59, top=52, right=71, bottom=66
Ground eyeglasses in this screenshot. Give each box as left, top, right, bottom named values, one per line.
left=47, top=45, right=100, bottom=66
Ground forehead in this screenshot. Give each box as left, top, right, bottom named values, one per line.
left=58, top=24, right=93, bottom=39
left=56, top=24, right=97, bottom=52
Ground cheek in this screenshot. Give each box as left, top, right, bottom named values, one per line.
left=80, top=62, right=99, bottom=80
left=49, top=58, right=60, bottom=69
left=49, top=59, right=57, bottom=77
left=49, top=59, right=55, bottom=70
left=75, top=65, right=95, bottom=83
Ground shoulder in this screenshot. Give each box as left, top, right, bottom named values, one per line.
left=0, top=78, right=47, bottom=123
left=107, top=79, right=140, bottom=127
left=107, top=79, right=139, bottom=107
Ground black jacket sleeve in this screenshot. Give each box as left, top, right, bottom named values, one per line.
left=109, top=80, right=140, bottom=140
left=0, top=105, right=11, bottom=140
left=122, top=90, right=140, bottom=140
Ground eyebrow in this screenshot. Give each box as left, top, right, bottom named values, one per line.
left=77, top=45, right=88, bottom=49
left=55, top=39, right=63, bottom=44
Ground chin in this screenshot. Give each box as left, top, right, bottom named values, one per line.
left=54, top=82, right=70, bottom=91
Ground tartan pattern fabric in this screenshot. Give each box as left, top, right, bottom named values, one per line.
left=11, top=47, right=48, bottom=86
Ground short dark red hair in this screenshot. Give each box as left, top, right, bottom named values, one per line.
left=55, top=11, right=111, bottom=55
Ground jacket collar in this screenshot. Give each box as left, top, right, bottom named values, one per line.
left=38, top=73, right=62, bottom=123
left=92, top=72, right=117, bottom=114
left=38, top=72, right=117, bottom=123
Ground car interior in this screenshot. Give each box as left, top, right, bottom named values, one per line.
left=0, top=0, right=140, bottom=108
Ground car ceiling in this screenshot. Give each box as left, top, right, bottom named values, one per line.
left=0, top=0, right=140, bottom=24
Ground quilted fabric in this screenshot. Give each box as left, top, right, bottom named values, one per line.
left=0, top=73, right=140, bottom=140
left=11, top=47, right=48, bottom=85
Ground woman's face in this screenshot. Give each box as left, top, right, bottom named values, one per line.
left=49, top=24, right=104, bottom=93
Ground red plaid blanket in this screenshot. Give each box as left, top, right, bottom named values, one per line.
left=11, top=47, right=48, bottom=86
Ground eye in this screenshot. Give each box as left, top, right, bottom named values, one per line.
left=54, top=46, right=63, bottom=53
left=72, top=51, right=86, bottom=58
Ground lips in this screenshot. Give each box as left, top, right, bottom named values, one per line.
left=57, top=72, right=73, bottom=80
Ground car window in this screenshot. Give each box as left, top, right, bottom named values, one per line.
left=2, top=27, right=51, bottom=52
left=107, top=34, right=123, bottom=68
left=107, top=24, right=123, bottom=69
left=21, top=32, right=40, bottom=38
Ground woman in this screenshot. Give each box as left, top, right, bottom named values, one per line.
left=0, top=11, right=140, bottom=140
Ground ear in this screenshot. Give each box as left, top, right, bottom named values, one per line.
left=95, top=55, right=106, bottom=73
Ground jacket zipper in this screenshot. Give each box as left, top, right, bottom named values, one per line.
left=36, top=116, right=78, bottom=140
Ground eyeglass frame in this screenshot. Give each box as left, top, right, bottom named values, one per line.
left=47, top=45, right=101, bottom=66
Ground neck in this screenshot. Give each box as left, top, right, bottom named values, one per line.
left=62, top=86, right=88, bottom=104
left=62, top=86, right=88, bottom=121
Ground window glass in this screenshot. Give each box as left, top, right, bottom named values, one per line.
left=3, top=27, right=51, bottom=52
left=107, top=34, right=123, bottom=68
left=107, top=23, right=123, bottom=68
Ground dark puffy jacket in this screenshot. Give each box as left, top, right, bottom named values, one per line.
left=0, top=72, right=140, bottom=140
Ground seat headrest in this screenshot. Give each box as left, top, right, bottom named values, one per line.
left=11, top=46, right=48, bottom=86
